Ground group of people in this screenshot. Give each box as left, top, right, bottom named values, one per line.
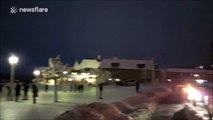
left=70, top=83, right=84, bottom=92
left=0, top=82, right=39, bottom=104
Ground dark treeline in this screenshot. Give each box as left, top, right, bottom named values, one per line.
left=0, top=73, right=33, bottom=83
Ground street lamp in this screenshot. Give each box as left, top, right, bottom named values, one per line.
left=33, top=70, right=40, bottom=76
left=33, top=69, right=40, bottom=82
left=54, top=74, right=59, bottom=102
left=8, top=55, right=19, bottom=100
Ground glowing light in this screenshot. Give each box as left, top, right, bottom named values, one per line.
left=193, top=74, right=199, bottom=77
left=81, top=73, right=89, bottom=75
left=46, top=79, right=55, bottom=86
left=108, top=78, right=112, bottom=81
left=86, top=78, right=96, bottom=83
left=89, top=75, right=97, bottom=78
left=115, top=78, right=120, bottom=81
left=71, top=72, right=78, bottom=75
left=55, top=74, right=59, bottom=77
left=186, top=86, right=202, bottom=101
left=8, top=55, right=19, bottom=64
left=167, top=79, right=172, bottom=82
left=196, top=79, right=207, bottom=84
left=63, top=71, right=68, bottom=74
left=204, top=96, right=209, bottom=105
left=33, top=70, right=40, bottom=76
left=199, top=66, right=204, bottom=69
left=68, top=78, right=72, bottom=81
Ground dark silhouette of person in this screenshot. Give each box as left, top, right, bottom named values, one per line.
left=0, top=83, right=3, bottom=93
left=135, top=81, right=140, bottom=93
left=74, top=83, right=78, bottom=92
left=81, top=84, right=84, bottom=92
left=77, top=84, right=80, bottom=92
left=6, top=86, right=11, bottom=100
left=78, top=84, right=84, bottom=92
left=70, top=82, right=73, bottom=92
left=99, top=83, right=103, bottom=99
left=45, top=84, right=48, bottom=92
left=32, top=84, right=38, bottom=104
left=15, top=82, right=21, bottom=102
left=23, top=83, right=29, bottom=100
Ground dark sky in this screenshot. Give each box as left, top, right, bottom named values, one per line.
left=0, top=0, right=212, bottom=75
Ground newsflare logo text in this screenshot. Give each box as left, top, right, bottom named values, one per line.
left=10, top=6, right=48, bottom=14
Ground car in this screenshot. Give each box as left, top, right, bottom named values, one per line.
left=125, top=79, right=136, bottom=86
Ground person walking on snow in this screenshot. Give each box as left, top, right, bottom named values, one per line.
left=32, top=84, right=38, bottom=104
left=45, top=84, right=48, bottom=92
left=23, top=82, right=29, bottom=100
left=99, top=83, right=103, bottom=99
left=135, top=81, right=140, bottom=93
left=15, top=82, right=21, bottom=102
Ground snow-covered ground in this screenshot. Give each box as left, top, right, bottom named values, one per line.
left=55, top=85, right=173, bottom=120
left=151, top=104, right=185, bottom=120
left=0, top=84, right=162, bottom=120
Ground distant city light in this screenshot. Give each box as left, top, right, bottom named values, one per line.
left=89, top=75, right=97, bottom=78
left=167, top=79, right=172, bottom=82
left=193, top=74, right=199, bottom=77
left=196, top=79, right=207, bottom=84
left=198, top=66, right=204, bottom=69
left=108, top=78, right=112, bottom=81
left=115, top=78, right=120, bottom=81
left=63, top=71, right=68, bottom=74
left=81, top=73, right=89, bottom=75
left=71, top=72, right=78, bottom=75
left=196, top=65, right=204, bottom=69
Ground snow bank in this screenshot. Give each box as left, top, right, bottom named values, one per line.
left=55, top=87, right=172, bottom=120
left=55, top=102, right=133, bottom=120
left=55, top=107, right=105, bottom=120
left=123, top=94, right=147, bottom=106
left=129, top=102, right=158, bottom=120
left=128, top=88, right=172, bottom=120
left=176, top=95, right=213, bottom=120
left=112, top=101, right=134, bottom=113
left=86, top=102, right=121, bottom=118
left=173, top=105, right=209, bottom=120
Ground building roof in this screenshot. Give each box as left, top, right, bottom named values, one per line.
left=99, top=57, right=155, bottom=70
left=78, top=59, right=100, bottom=69
left=73, top=60, right=81, bottom=70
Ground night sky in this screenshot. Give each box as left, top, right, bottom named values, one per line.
left=0, top=0, right=212, bottom=75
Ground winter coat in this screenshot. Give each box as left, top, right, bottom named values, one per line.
left=32, top=85, right=38, bottom=98
left=15, top=84, right=21, bottom=96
